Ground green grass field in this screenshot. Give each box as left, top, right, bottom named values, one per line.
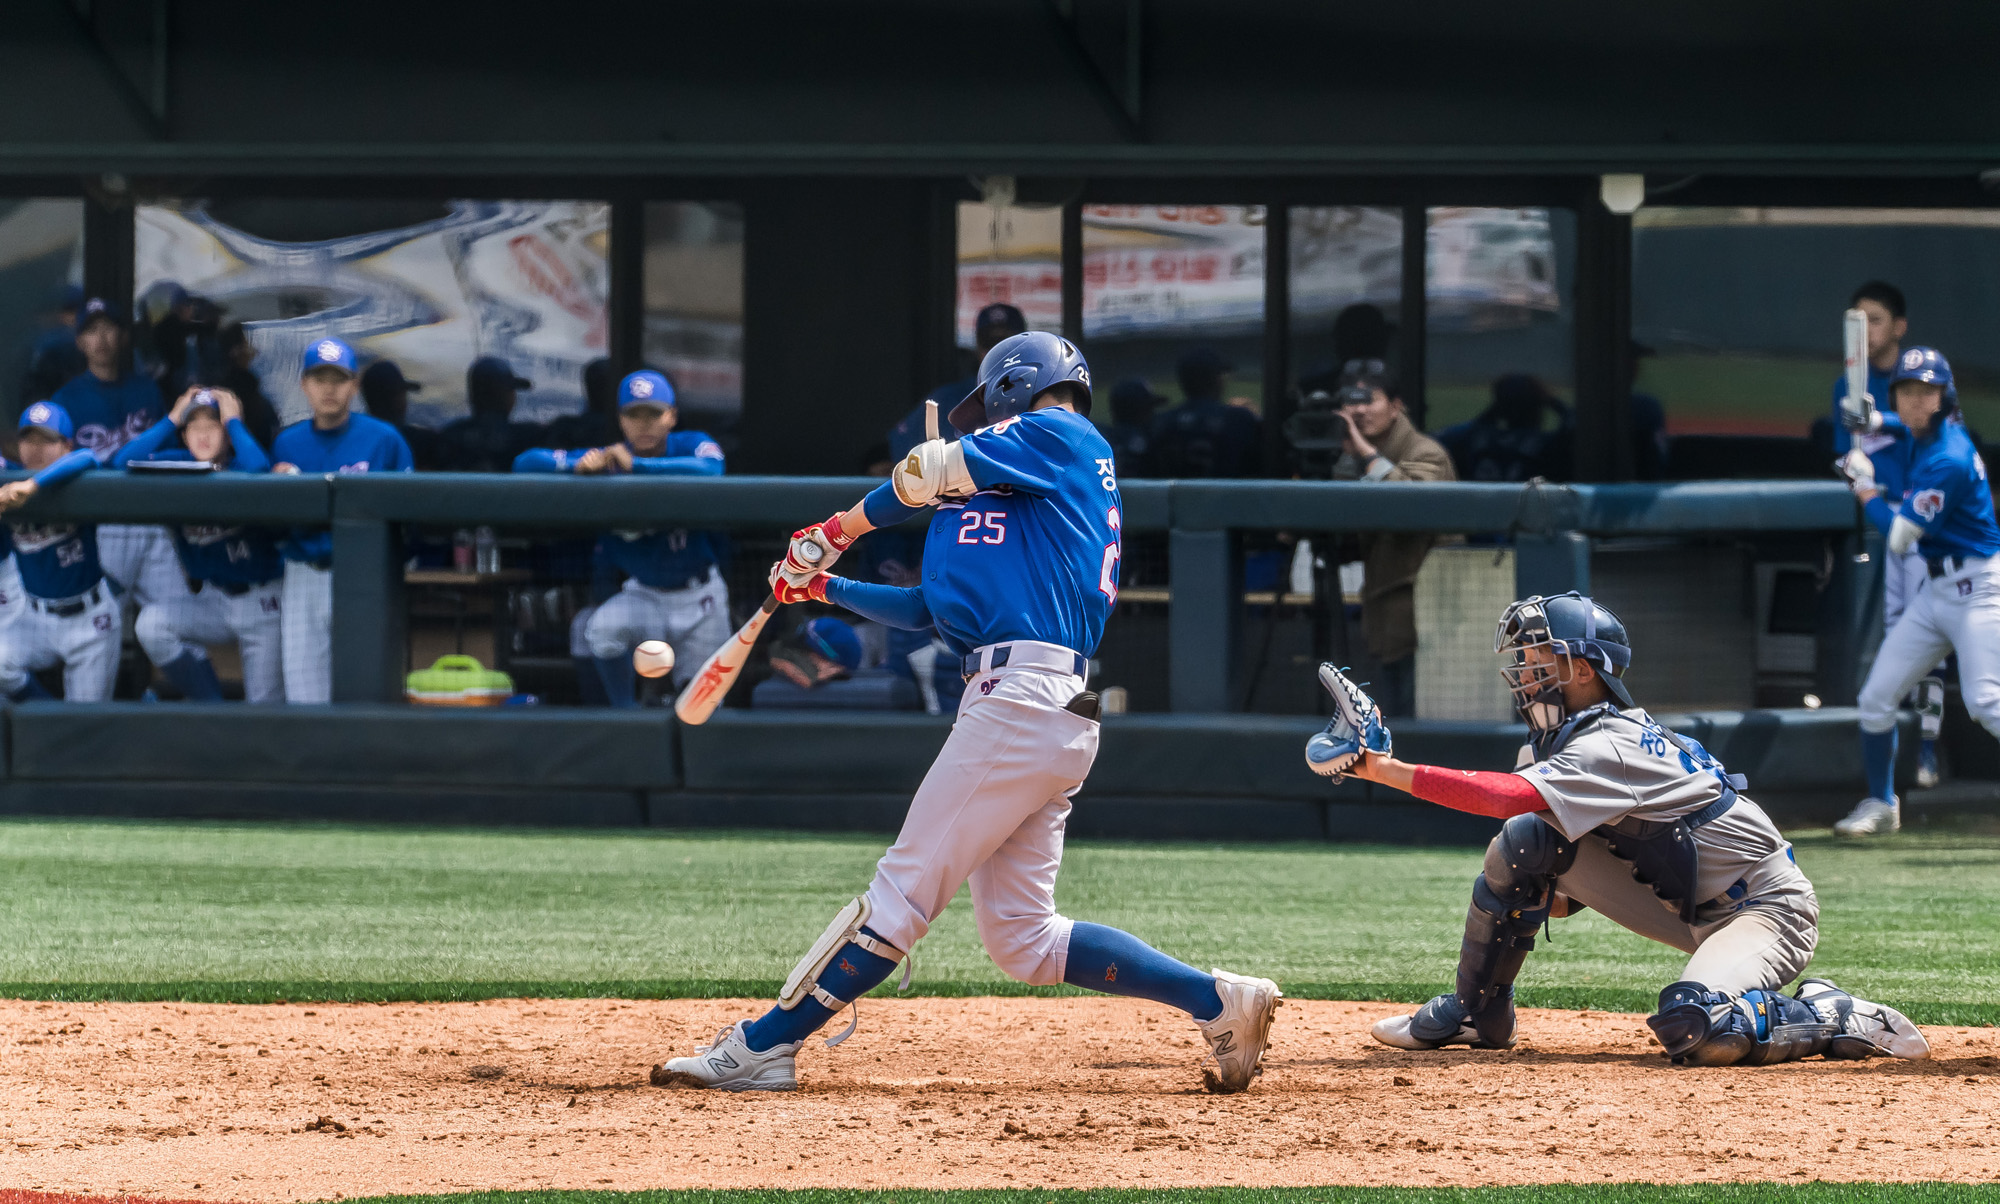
left=2, top=818, right=1996, bottom=1023
left=329, top=1189, right=2000, bottom=1204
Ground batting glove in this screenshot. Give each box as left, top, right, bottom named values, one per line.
left=779, top=512, right=856, bottom=588
left=1835, top=449, right=1877, bottom=498
left=767, top=561, right=830, bottom=606
left=1839, top=390, right=1883, bottom=435
left=1305, top=663, right=1393, bottom=780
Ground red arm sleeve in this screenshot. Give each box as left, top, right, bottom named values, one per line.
left=1409, top=765, right=1547, bottom=819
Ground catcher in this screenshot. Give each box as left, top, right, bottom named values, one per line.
left=1305, top=591, right=1931, bottom=1067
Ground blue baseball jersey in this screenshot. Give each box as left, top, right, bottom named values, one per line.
left=1830, top=361, right=1898, bottom=459
left=116, top=417, right=285, bottom=586
left=513, top=431, right=726, bottom=589
left=271, top=412, right=415, bottom=564
left=9, top=449, right=104, bottom=599
left=838, top=409, right=1119, bottom=658
left=49, top=372, right=159, bottom=457
left=1867, top=418, right=2000, bottom=562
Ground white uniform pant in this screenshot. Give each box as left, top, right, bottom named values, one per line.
left=97, top=524, right=193, bottom=610
left=281, top=561, right=334, bottom=703
left=0, top=586, right=121, bottom=701
left=1860, top=557, right=2000, bottom=737
left=860, top=666, right=1098, bottom=986
left=1883, top=549, right=1948, bottom=686
left=136, top=580, right=285, bottom=703
left=0, top=556, right=27, bottom=633
left=1555, top=835, right=1819, bottom=998
left=583, top=570, right=730, bottom=689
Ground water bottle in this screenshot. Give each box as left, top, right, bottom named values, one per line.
left=452, top=528, right=474, bottom=572
left=474, top=526, right=500, bottom=574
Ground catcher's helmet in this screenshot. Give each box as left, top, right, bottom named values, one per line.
left=1890, top=346, right=1957, bottom=416
left=949, top=331, right=1092, bottom=435
left=1496, top=591, right=1634, bottom=728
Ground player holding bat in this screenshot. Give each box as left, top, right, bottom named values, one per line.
left=652, top=331, right=1283, bottom=1093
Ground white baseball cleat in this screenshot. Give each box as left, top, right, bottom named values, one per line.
left=1833, top=796, right=1900, bottom=838
left=1199, top=969, right=1283, bottom=1093
left=1915, top=742, right=1942, bottom=790
left=650, top=1021, right=801, bottom=1091
left=1371, top=992, right=1510, bottom=1050
left=1795, top=979, right=1931, bottom=1061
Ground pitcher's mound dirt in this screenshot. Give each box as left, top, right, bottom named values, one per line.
left=0, top=997, right=1992, bottom=1202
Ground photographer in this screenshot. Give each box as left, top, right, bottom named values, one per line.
left=1328, top=360, right=1455, bottom=717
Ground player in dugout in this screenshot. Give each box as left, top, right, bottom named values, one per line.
left=1305, top=592, right=1930, bottom=1068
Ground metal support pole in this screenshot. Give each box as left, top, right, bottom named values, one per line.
left=1399, top=206, right=1428, bottom=428
left=1574, top=199, right=1634, bottom=481
left=331, top=518, right=406, bottom=703
left=81, top=192, right=134, bottom=316
left=1514, top=531, right=1591, bottom=598
left=1815, top=527, right=1880, bottom=707
left=1260, top=204, right=1291, bottom=474
left=608, top=196, right=645, bottom=375
left=1169, top=526, right=1239, bottom=712
left=1061, top=200, right=1084, bottom=341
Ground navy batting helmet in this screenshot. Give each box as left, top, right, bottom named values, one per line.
left=1496, top=591, right=1634, bottom=727
left=948, top=331, right=1092, bottom=435
left=1890, top=345, right=1957, bottom=416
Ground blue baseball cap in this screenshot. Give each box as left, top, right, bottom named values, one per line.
left=19, top=401, right=74, bottom=440
left=618, top=369, right=676, bottom=409
left=76, top=296, right=126, bottom=331
left=801, top=617, right=863, bottom=673
left=301, top=337, right=358, bottom=378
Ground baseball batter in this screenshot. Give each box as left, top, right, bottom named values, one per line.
left=652, top=332, right=1282, bottom=1093
left=271, top=338, right=414, bottom=703
left=513, top=369, right=728, bottom=705
left=1307, top=592, right=1928, bottom=1066
left=1837, top=347, right=2000, bottom=836
left=113, top=387, right=285, bottom=702
left=0, top=402, right=121, bottom=701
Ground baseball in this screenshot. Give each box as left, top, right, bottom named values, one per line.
left=633, top=640, right=676, bottom=678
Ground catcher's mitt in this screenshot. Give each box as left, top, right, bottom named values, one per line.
left=1304, top=663, right=1393, bottom=780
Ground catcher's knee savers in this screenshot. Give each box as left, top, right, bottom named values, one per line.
left=779, top=897, right=912, bottom=1046
left=1648, top=980, right=1838, bottom=1066
left=1457, top=815, right=1577, bottom=1044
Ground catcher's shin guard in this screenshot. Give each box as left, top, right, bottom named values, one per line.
left=1454, top=814, right=1576, bottom=1046
left=1648, top=981, right=1837, bottom=1066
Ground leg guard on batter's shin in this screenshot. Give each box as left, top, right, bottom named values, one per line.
left=1648, top=980, right=1836, bottom=1066
left=1454, top=814, right=1577, bottom=1046
left=777, top=897, right=911, bottom=1046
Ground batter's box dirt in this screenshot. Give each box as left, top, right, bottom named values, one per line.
left=0, top=996, right=1992, bottom=1201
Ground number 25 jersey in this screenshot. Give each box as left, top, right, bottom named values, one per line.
left=919, top=408, right=1121, bottom=659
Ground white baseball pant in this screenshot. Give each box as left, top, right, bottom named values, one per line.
left=98, top=524, right=194, bottom=609
left=1860, top=557, right=2000, bottom=738
left=860, top=664, right=1097, bottom=986
left=583, top=570, right=731, bottom=689
left=136, top=581, right=286, bottom=703
left=0, top=586, right=121, bottom=701
left=0, top=556, right=27, bottom=632
left=1882, top=548, right=1949, bottom=697
left=281, top=561, right=334, bottom=703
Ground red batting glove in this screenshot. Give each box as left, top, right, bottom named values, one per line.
left=767, top=561, right=830, bottom=605
left=779, top=511, right=856, bottom=586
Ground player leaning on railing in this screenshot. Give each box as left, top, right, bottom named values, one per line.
left=651, top=332, right=1283, bottom=1094
left=1305, top=592, right=1929, bottom=1067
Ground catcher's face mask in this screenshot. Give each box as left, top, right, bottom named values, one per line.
left=1496, top=596, right=1580, bottom=732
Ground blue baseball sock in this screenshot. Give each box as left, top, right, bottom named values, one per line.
left=1861, top=727, right=1898, bottom=803
left=158, top=651, right=224, bottom=701
left=594, top=655, right=637, bottom=708
left=1063, top=921, right=1223, bottom=1022
left=741, top=927, right=899, bottom=1052
left=7, top=676, right=51, bottom=703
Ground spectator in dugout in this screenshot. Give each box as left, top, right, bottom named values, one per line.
left=359, top=359, right=443, bottom=470
left=1329, top=360, right=1456, bottom=717
left=889, top=303, right=1027, bottom=459
left=0, top=402, right=120, bottom=702
left=18, top=284, right=84, bottom=409
left=1104, top=378, right=1163, bottom=478
left=1434, top=373, right=1574, bottom=483
left=513, top=369, right=730, bottom=707
left=214, top=323, right=282, bottom=448
left=1148, top=346, right=1262, bottom=478
left=436, top=356, right=545, bottom=472
left=542, top=358, right=623, bottom=452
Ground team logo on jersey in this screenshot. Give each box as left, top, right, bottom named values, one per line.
left=316, top=340, right=343, bottom=362
left=1904, top=349, right=1926, bottom=370
left=1912, top=488, right=1946, bottom=520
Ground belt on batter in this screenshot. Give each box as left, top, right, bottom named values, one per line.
left=1926, top=553, right=1988, bottom=579
left=29, top=583, right=102, bottom=617
left=961, top=640, right=1087, bottom=681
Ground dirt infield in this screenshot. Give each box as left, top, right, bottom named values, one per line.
left=0, top=997, right=1994, bottom=1201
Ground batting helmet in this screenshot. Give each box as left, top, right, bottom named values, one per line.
left=1890, top=346, right=1957, bottom=416
left=1495, top=591, right=1634, bottom=728
left=948, top=331, right=1092, bottom=435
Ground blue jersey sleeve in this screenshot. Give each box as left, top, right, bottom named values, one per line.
left=627, top=453, right=723, bottom=477
left=1898, top=452, right=1976, bottom=540
left=861, top=480, right=929, bottom=529
left=512, top=447, right=577, bottom=474
left=823, top=576, right=933, bottom=631
left=383, top=430, right=415, bottom=472
left=33, top=448, right=99, bottom=490
left=225, top=419, right=273, bottom=473
left=112, top=418, right=180, bottom=468
left=958, top=414, right=1083, bottom=496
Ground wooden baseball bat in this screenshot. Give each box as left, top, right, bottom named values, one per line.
left=673, top=593, right=781, bottom=725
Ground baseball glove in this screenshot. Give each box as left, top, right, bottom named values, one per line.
left=1304, top=663, right=1393, bottom=780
